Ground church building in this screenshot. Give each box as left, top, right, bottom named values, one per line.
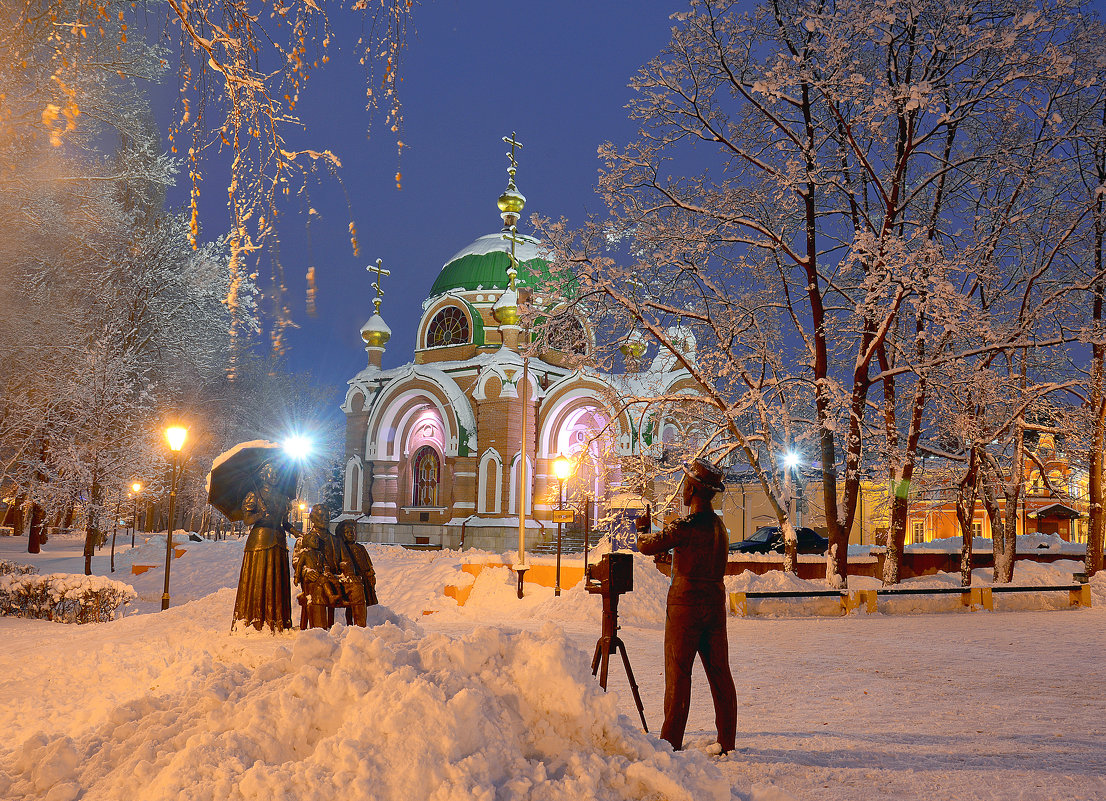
left=338, top=139, right=697, bottom=551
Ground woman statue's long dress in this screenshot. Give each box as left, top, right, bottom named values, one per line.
left=232, top=467, right=293, bottom=631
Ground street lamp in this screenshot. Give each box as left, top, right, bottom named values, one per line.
left=283, top=435, right=312, bottom=461
left=130, top=482, right=142, bottom=547
left=162, top=426, right=187, bottom=611
left=553, top=456, right=573, bottom=597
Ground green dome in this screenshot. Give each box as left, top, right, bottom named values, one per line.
left=429, top=233, right=549, bottom=298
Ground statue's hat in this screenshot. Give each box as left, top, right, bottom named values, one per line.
left=682, top=458, right=725, bottom=493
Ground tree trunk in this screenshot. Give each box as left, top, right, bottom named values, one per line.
left=1084, top=122, right=1105, bottom=576
left=979, top=469, right=1008, bottom=582
left=1086, top=304, right=1105, bottom=576
left=27, top=502, right=44, bottom=554
left=956, top=449, right=980, bottom=587
left=83, top=479, right=102, bottom=576
left=1088, top=440, right=1105, bottom=577
left=884, top=492, right=908, bottom=586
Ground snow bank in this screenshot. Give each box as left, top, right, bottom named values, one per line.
left=721, top=560, right=1093, bottom=616
left=903, top=533, right=1085, bottom=555
left=0, top=605, right=731, bottom=801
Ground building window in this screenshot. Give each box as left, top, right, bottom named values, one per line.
left=412, top=446, right=440, bottom=507
left=911, top=521, right=924, bottom=544
left=426, top=306, right=470, bottom=347
left=971, top=521, right=983, bottom=539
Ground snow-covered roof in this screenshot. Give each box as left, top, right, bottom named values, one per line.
left=443, top=232, right=544, bottom=266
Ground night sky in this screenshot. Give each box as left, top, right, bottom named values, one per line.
left=158, top=0, right=681, bottom=395
left=159, top=0, right=1106, bottom=400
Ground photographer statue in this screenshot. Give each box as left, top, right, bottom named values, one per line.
left=292, top=503, right=342, bottom=629
left=636, top=458, right=737, bottom=755
left=335, top=520, right=378, bottom=626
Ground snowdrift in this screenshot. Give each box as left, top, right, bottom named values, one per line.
left=0, top=600, right=729, bottom=801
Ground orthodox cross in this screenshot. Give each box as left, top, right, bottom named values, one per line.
left=502, top=132, right=524, bottom=175
left=367, top=258, right=390, bottom=314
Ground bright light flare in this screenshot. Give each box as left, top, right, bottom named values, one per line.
left=283, top=436, right=313, bottom=460
left=132, top=481, right=142, bottom=493
left=553, top=456, right=573, bottom=481
left=784, top=452, right=800, bottom=469
left=166, top=426, right=187, bottom=452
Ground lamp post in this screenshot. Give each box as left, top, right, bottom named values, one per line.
left=162, top=426, right=187, bottom=611
left=131, top=482, right=142, bottom=547
left=553, top=456, right=573, bottom=597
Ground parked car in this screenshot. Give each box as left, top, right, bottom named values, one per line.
left=729, top=525, right=828, bottom=555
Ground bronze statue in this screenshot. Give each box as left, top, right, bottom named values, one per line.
left=232, top=463, right=294, bottom=632
left=335, top=520, right=378, bottom=626
left=292, top=504, right=342, bottom=629
left=636, top=458, right=737, bottom=754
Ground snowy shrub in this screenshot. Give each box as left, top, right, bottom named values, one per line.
left=0, top=572, right=136, bottom=623
left=0, top=560, right=38, bottom=577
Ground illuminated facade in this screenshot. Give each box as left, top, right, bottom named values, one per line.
left=338, top=148, right=694, bottom=550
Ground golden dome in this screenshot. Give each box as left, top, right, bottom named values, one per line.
left=360, top=313, right=391, bottom=348
left=493, top=287, right=520, bottom=325
left=497, top=187, right=526, bottom=215
left=362, top=328, right=390, bottom=347
left=620, top=335, right=647, bottom=360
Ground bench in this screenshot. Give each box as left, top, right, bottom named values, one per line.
left=729, top=582, right=1092, bottom=617
left=296, top=592, right=353, bottom=629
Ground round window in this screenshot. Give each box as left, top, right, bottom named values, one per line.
left=426, top=306, right=470, bottom=347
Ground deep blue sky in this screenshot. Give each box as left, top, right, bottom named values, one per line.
left=160, top=0, right=1106, bottom=398
left=159, top=0, right=682, bottom=391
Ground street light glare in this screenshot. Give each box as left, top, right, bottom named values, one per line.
left=784, top=452, right=800, bottom=469
left=553, top=456, right=572, bottom=481
left=132, top=482, right=142, bottom=493
left=283, top=436, right=313, bottom=460
left=166, top=426, right=187, bottom=452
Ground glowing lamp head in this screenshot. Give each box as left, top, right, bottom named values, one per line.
left=784, top=452, right=800, bottom=469
left=283, top=436, right=312, bottom=460
left=553, top=456, right=573, bottom=482
left=166, top=426, right=187, bottom=452
left=132, top=482, right=142, bottom=494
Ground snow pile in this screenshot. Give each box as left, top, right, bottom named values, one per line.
left=904, top=533, right=1084, bottom=555
left=0, top=605, right=731, bottom=801
left=725, top=570, right=844, bottom=616
left=719, top=560, right=1095, bottom=617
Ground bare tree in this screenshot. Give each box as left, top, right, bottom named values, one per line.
left=543, top=0, right=1097, bottom=587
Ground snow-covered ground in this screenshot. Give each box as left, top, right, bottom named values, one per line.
left=1, top=531, right=1104, bottom=801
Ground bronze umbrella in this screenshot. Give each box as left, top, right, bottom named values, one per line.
left=206, top=441, right=299, bottom=521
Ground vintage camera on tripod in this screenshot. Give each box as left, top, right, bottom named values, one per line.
left=585, top=552, right=634, bottom=597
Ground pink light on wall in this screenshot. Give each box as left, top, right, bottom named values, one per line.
left=407, top=407, right=445, bottom=455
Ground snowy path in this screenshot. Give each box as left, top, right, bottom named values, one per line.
left=1, top=535, right=1103, bottom=800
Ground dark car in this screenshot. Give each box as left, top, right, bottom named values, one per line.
left=729, top=525, right=828, bottom=555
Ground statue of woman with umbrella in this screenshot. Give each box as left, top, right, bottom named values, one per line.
left=208, top=442, right=299, bottom=632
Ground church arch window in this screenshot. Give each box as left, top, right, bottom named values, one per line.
left=344, top=458, right=362, bottom=512
left=425, top=306, right=470, bottom=348
left=478, top=449, right=503, bottom=514
left=508, top=453, right=533, bottom=516
left=411, top=446, right=441, bottom=507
